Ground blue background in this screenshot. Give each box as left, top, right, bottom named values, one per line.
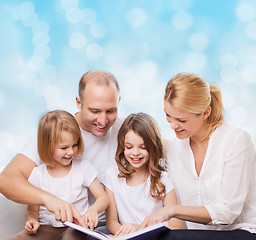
left=1, top=0, right=256, bottom=170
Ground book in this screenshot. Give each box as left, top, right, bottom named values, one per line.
left=64, top=221, right=170, bottom=240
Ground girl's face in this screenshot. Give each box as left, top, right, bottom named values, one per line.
left=53, top=131, right=79, bottom=167
left=124, top=130, right=150, bottom=169
left=164, top=100, right=209, bottom=140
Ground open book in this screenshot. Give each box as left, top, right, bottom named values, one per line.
left=64, top=221, right=170, bottom=240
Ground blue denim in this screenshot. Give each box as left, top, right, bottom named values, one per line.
left=157, top=229, right=256, bottom=240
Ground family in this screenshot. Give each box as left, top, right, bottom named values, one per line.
left=0, top=70, right=255, bottom=240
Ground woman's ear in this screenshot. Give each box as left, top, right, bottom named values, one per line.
left=203, top=106, right=211, bottom=119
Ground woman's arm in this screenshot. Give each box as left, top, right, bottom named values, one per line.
left=140, top=205, right=211, bottom=228
left=86, top=178, right=109, bottom=229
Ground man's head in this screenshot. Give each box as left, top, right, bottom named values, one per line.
left=76, top=70, right=121, bottom=137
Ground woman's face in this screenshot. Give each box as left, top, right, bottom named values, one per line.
left=164, top=100, right=209, bottom=140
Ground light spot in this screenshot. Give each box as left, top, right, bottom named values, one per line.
left=81, top=8, right=97, bottom=24
left=230, top=107, right=248, bottom=124
left=188, top=33, right=209, bottom=51
left=60, top=0, right=79, bottom=11
left=126, top=8, right=147, bottom=27
left=220, top=68, right=237, bottom=83
left=34, top=46, right=51, bottom=60
left=172, top=11, right=193, bottom=30
left=32, top=32, right=50, bottom=47
left=65, top=7, right=83, bottom=23
left=40, top=65, right=57, bottom=82
left=13, top=1, right=35, bottom=21
left=236, top=3, right=256, bottom=22
left=90, top=22, right=107, bottom=38
left=220, top=53, right=237, bottom=68
left=69, top=32, right=87, bottom=49
left=32, top=21, right=50, bottom=33
left=246, top=21, right=256, bottom=40
left=222, top=90, right=235, bottom=109
left=86, top=43, right=103, bottom=60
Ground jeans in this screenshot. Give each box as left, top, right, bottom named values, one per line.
left=157, top=229, right=256, bottom=240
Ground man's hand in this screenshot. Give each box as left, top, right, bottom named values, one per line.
left=43, top=194, right=85, bottom=227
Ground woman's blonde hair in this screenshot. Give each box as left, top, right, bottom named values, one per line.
left=37, top=110, right=84, bottom=166
left=164, top=72, right=224, bottom=139
left=116, top=112, right=166, bottom=200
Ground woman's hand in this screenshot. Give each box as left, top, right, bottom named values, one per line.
left=84, top=208, right=99, bottom=230
left=114, top=223, right=140, bottom=236
left=25, top=220, right=40, bottom=234
left=140, top=207, right=172, bottom=229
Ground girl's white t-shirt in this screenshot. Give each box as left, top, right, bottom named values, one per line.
left=28, top=157, right=98, bottom=227
left=103, top=165, right=174, bottom=225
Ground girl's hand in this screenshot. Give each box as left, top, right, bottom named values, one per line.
left=84, top=208, right=98, bottom=230
left=25, top=220, right=40, bottom=234
left=140, top=207, right=172, bottom=229
left=114, top=223, right=139, bottom=236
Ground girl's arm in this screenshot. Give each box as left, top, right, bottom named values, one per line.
left=105, top=186, right=122, bottom=234
left=25, top=205, right=40, bottom=234
left=163, top=189, right=184, bottom=229
left=86, top=178, right=109, bottom=230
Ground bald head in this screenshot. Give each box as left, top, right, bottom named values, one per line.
left=79, top=70, right=120, bottom=101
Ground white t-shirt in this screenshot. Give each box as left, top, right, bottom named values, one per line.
left=166, top=123, right=256, bottom=233
left=20, top=118, right=123, bottom=222
left=28, top=157, right=98, bottom=227
left=103, top=165, right=174, bottom=225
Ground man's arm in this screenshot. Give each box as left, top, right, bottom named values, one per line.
left=0, top=153, right=85, bottom=226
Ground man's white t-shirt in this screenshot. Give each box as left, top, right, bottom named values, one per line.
left=166, top=123, right=256, bottom=233
left=103, top=165, right=174, bottom=225
left=28, top=158, right=98, bottom=227
left=20, top=118, right=123, bottom=222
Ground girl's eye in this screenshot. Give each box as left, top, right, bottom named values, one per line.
left=179, top=120, right=186, bottom=123
left=125, top=146, right=132, bottom=149
left=73, top=143, right=78, bottom=147
left=61, top=147, right=67, bottom=150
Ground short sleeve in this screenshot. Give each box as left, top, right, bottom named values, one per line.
left=161, top=171, right=174, bottom=194
left=81, top=160, right=98, bottom=187
left=28, top=167, right=42, bottom=189
left=102, top=166, right=117, bottom=192
left=19, top=133, right=42, bottom=166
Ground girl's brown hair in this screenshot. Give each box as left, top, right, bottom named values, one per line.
left=116, top=112, right=165, bottom=200
left=165, top=72, right=224, bottom=139
left=37, top=110, right=84, bottom=166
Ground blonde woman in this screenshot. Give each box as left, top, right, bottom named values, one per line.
left=141, top=73, right=256, bottom=240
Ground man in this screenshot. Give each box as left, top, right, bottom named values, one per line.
left=0, top=70, right=122, bottom=227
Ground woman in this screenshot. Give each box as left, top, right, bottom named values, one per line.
left=141, top=72, right=256, bottom=239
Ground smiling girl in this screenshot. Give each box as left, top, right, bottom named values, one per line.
left=9, top=110, right=109, bottom=240
left=103, top=112, right=183, bottom=237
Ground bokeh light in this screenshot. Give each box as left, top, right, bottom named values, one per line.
left=1, top=2, right=256, bottom=237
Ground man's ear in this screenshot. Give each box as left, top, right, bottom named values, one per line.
left=203, top=106, right=211, bottom=119
left=76, top=97, right=82, bottom=110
